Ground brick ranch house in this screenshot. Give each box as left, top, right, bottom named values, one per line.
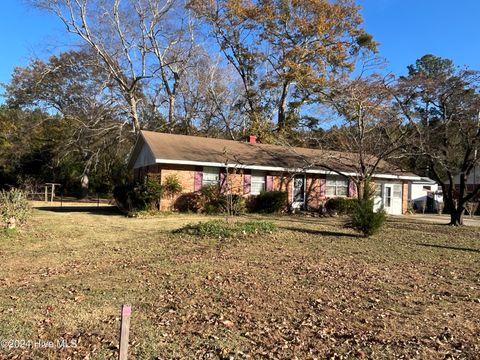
left=128, top=131, right=420, bottom=215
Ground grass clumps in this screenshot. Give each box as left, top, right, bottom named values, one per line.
left=176, top=219, right=277, bottom=238
left=0, top=188, right=31, bottom=229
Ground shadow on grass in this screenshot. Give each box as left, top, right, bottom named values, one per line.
left=247, top=215, right=346, bottom=226
left=416, top=243, right=480, bottom=253
left=35, top=206, right=123, bottom=216
left=280, top=226, right=360, bottom=238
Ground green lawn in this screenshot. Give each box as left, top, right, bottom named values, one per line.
left=0, top=208, right=479, bottom=359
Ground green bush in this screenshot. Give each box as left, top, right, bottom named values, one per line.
left=174, top=192, right=202, bottom=212
left=195, top=186, right=246, bottom=215
left=348, top=199, right=386, bottom=237
left=176, top=219, right=277, bottom=238
left=113, top=182, right=135, bottom=210
left=0, top=188, right=31, bottom=229
left=238, top=220, right=277, bottom=234
left=163, top=174, right=183, bottom=198
left=222, top=194, right=247, bottom=215
left=136, top=179, right=164, bottom=209
left=199, top=185, right=223, bottom=214
left=180, top=220, right=235, bottom=237
left=325, top=197, right=358, bottom=215
left=113, top=178, right=163, bottom=212
left=254, top=191, right=288, bottom=213
left=204, top=202, right=221, bottom=215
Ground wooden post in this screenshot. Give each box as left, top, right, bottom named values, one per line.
left=51, top=184, right=55, bottom=203
left=44, top=186, right=48, bottom=203
left=118, top=304, right=131, bottom=360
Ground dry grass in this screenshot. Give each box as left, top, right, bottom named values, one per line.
left=0, top=208, right=479, bottom=359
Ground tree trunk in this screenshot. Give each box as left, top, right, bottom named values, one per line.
left=449, top=206, right=465, bottom=226
left=80, top=174, right=89, bottom=199
left=128, top=93, right=141, bottom=134
left=277, top=82, right=289, bottom=132
left=448, top=173, right=468, bottom=225
left=168, top=94, right=176, bottom=132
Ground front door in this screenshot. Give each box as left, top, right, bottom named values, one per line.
left=383, top=184, right=393, bottom=213
left=374, top=182, right=403, bottom=215
left=373, top=183, right=383, bottom=212
left=292, top=175, right=305, bottom=209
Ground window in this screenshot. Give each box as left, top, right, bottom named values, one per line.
left=251, top=171, right=265, bottom=195
left=385, top=186, right=392, bottom=207
left=202, top=167, right=219, bottom=187
left=326, top=176, right=348, bottom=196
left=393, top=184, right=402, bottom=198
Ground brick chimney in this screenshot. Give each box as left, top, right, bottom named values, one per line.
left=248, top=135, right=257, bottom=144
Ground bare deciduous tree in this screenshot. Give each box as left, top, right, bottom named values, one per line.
left=135, top=0, right=195, bottom=131
left=313, top=70, right=409, bottom=200
left=33, top=0, right=188, bottom=133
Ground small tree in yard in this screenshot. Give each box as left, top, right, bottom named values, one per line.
left=0, top=188, right=32, bottom=229
left=465, top=201, right=479, bottom=218
left=220, top=148, right=248, bottom=219
left=162, top=174, right=183, bottom=211
left=348, top=178, right=386, bottom=237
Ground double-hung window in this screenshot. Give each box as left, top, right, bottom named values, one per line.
left=251, top=171, right=266, bottom=195
left=326, top=175, right=348, bottom=196
left=202, top=167, right=219, bottom=187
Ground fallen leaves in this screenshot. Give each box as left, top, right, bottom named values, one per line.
left=1, top=213, right=479, bottom=358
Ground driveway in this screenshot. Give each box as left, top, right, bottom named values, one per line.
left=398, top=213, right=480, bottom=227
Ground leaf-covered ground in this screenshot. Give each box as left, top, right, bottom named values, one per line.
left=0, top=208, right=479, bottom=359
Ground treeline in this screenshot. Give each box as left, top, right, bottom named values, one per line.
left=1, top=0, right=479, bottom=224
left=2, top=0, right=376, bottom=193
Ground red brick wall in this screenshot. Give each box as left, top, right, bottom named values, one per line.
left=272, top=173, right=293, bottom=203
left=224, top=170, right=245, bottom=195
left=134, top=165, right=411, bottom=212
left=137, top=165, right=246, bottom=211
left=270, top=173, right=328, bottom=210
left=402, top=181, right=409, bottom=214
left=306, top=174, right=326, bottom=210
left=159, top=165, right=196, bottom=211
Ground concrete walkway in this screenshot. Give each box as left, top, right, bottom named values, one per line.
left=398, top=214, right=480, bottom=227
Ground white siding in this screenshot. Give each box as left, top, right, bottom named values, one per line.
left=373, top=181, right=403, bottom=215
left=133, top=144, right=156, bottom=169
left=410, top=183, right=440, bottom=203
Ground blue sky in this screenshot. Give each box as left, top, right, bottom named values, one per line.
left=0, top=0, right=78, bottom=88
left=357, top=0, right=480, bottom=75
left=1, top=0, right=480, bottom=87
